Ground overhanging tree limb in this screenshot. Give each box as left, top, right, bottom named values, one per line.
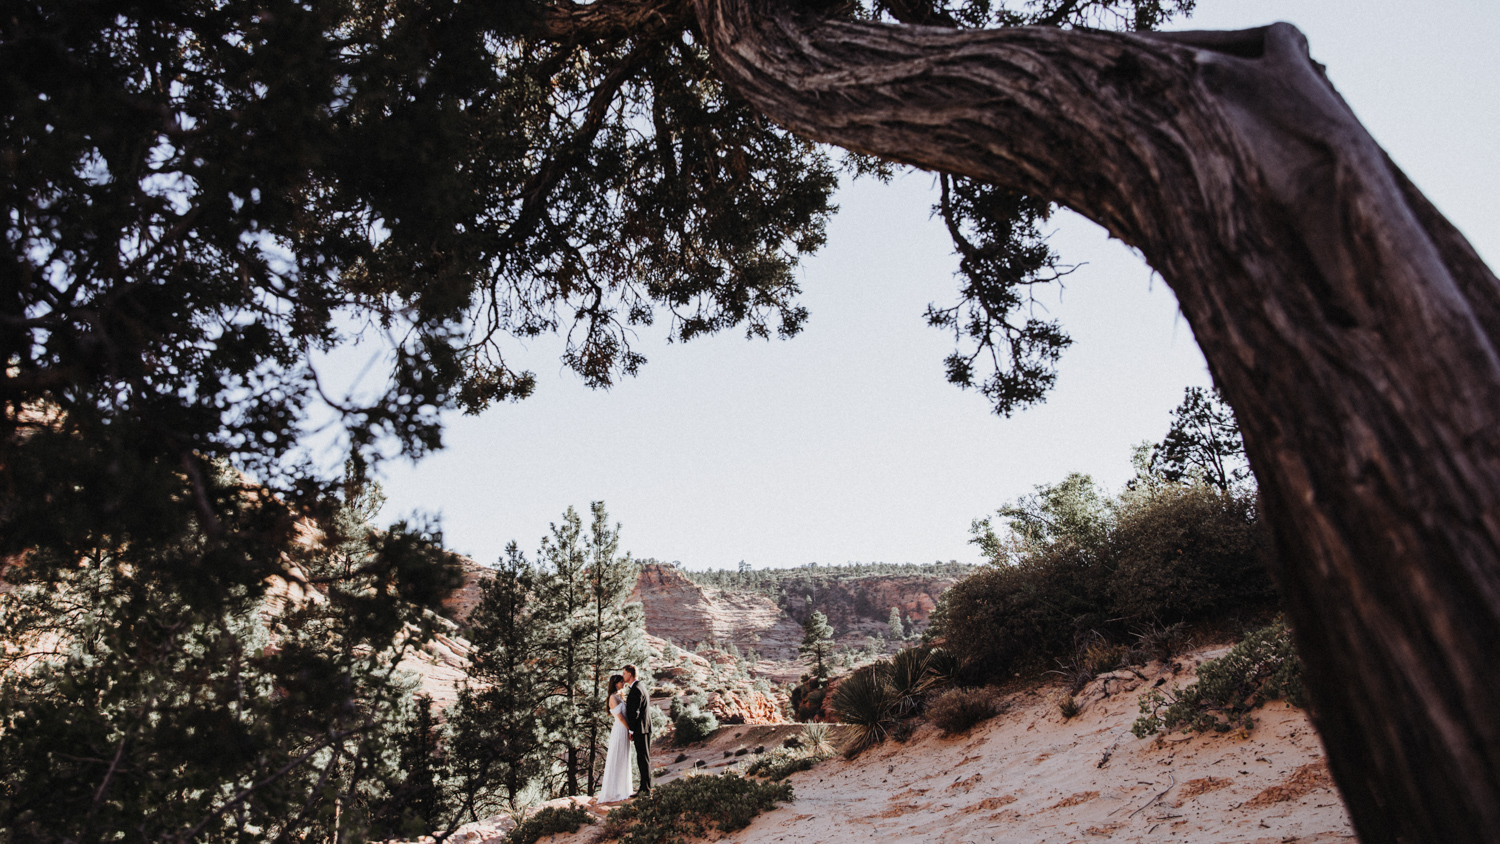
left=692, top=1, right=1500, bottom=840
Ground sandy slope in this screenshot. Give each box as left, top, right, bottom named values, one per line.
left=730, top=648, right=1353, bottom=844
left=439, top=645, right=1354, bottom=843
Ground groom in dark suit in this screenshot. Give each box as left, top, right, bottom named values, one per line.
left=622, top=663, right=652, bottom=796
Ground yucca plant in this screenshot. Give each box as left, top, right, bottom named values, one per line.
left=831, top=664, right=895, bottom=757
left=888, top=647, right=938, bottom=715
left=801, top=722, right=836, bottom=757
left=924, top=647, right=962, bottom=687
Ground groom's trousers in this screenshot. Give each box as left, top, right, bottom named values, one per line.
left=632, top=730, right=652, bottom=793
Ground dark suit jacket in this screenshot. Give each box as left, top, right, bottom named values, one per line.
left=625, top=680, right=650, bottom=735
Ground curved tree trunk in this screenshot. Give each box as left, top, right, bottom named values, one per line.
left=691, top=2, right=1500, bottom=841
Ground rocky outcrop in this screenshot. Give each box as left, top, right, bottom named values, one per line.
left=631, top=564, right=804, bottom=661
left=440, top=555, right=494, bottom=624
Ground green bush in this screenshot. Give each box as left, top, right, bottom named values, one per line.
left=1108, top=485, right=1274, bottom=622
left=829, top=664, right=893, bottom=757
left=926, top=688, right=999, bottom=736
left=1132, top=621, right=1304, bottom=737
left=938, top=483, right=1275, bottom=685
left=600, top=772, right=793, bottom=844
left=509, top=804, right=595, bottom=844
left=745, top=745, right=829, bottom=781
left=938, top=540, right=1110, bottom=683
left=673, top=704, right=719, bottom=745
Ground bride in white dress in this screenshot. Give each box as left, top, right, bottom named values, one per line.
left=598, top=673, right=634, bottom=803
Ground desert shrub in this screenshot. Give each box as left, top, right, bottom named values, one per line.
left=939, top=482, right=1277, bottom=685
left=669, top=691, right=719, bottom=744
left=800, top=723, right=836, bottom=756
left=1058, top=696, right=1080, bottom=719
left=745, top=745, right=829, bottom=781
left=1050, top=632, right=1128, bottom=693
left=926, top=688, right=999, bottom=736
left=1133, top=621, right=1304, bottom=737
left=830, top=664, right=894, bottom=757
left=1126, top=619, right=1192, bottom=665
left=938, top=541, right=1111, bottom=684
left=509, top=804, right=595, bottom=844
left=600, top=772, right=793, bottom=844
left=1108, top=485, right=1274, bottom=622
left=789, top=676, right=830, bottom=722
left=890, top=718, right=917, bottom=742
left=673, top=704, right=720, bottom=745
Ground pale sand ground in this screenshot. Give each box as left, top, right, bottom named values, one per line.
left=442, top=645, right=1355, bottom=843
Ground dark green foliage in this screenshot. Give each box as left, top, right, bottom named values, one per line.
left=447, top=545, right=549, bottom=812
left=671, top=692, right=721, bottom=745
left=799, top=610, right=835, bottom=679
left=679, top=560, right=974, bottom=594
left=1133, top=621, right=1305, bottom=737
left=450, top=501, right=646, bottom=803
left=830, top=665, right=894, bottom=757
left=0, top=468, right=462, bottom=842
left=938, top=481, right=1275, bottom=685
left=600, top=772, right=793, bottom=844
left=508, top=804, right=596, bottom=844
left=1150, top=387, right=1250, bottom=491
left=937, top=539, right=1111, bottom=682
left=1108, top=485, right=1273, bottom=622
left=926, top=688, right=1000, bottom=736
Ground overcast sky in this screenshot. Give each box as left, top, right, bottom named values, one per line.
left=357, top=0, right=1500, bottom=571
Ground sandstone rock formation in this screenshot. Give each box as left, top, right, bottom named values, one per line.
left=630, top=563, right=803, bottom=660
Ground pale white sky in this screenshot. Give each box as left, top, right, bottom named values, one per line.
left=359, top=0, right=1500, bottom=571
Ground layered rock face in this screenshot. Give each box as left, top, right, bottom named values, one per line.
left=440, top=555, right=494, bottom=624
left=630, top=563, right=804, bottom=660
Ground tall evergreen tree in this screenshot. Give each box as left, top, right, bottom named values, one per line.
left=888, top=606, right=906, bottom=642
left=531, top=507, right=593, bottom=797
left=799, top=611, right=835, bottom=680
left=580, top=502, right=646, bottom=795
left=448, top=543, right=549, bottom=814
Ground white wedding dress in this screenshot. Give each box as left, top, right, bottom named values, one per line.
left=598, top=696, right=634, bottom=802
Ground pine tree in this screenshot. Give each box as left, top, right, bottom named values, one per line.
left=799, top=611, right=835, bottom=680
left=448, top=543, right=549, bottom=811
left=532, top=507, right=594, bottom=797
left=580, top=502, right=646, bottom=795
left=888, top=607, right=906, bottom=642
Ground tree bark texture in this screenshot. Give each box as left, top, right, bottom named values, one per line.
left=692, top=3, right=1500, bottom=841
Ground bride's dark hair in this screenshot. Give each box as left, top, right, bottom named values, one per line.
left=607, top=673, right=625, bottom=698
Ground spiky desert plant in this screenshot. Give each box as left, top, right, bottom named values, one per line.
left=887, top=647, right=938, bottom=715
left=923, top=647, right=962, bottom=688
left=801, top=723, right=836, bottom=757
left=831, top=665, right=894, bottom=757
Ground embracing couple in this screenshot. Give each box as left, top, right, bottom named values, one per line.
left=599, top=663, right=652, bottom=804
